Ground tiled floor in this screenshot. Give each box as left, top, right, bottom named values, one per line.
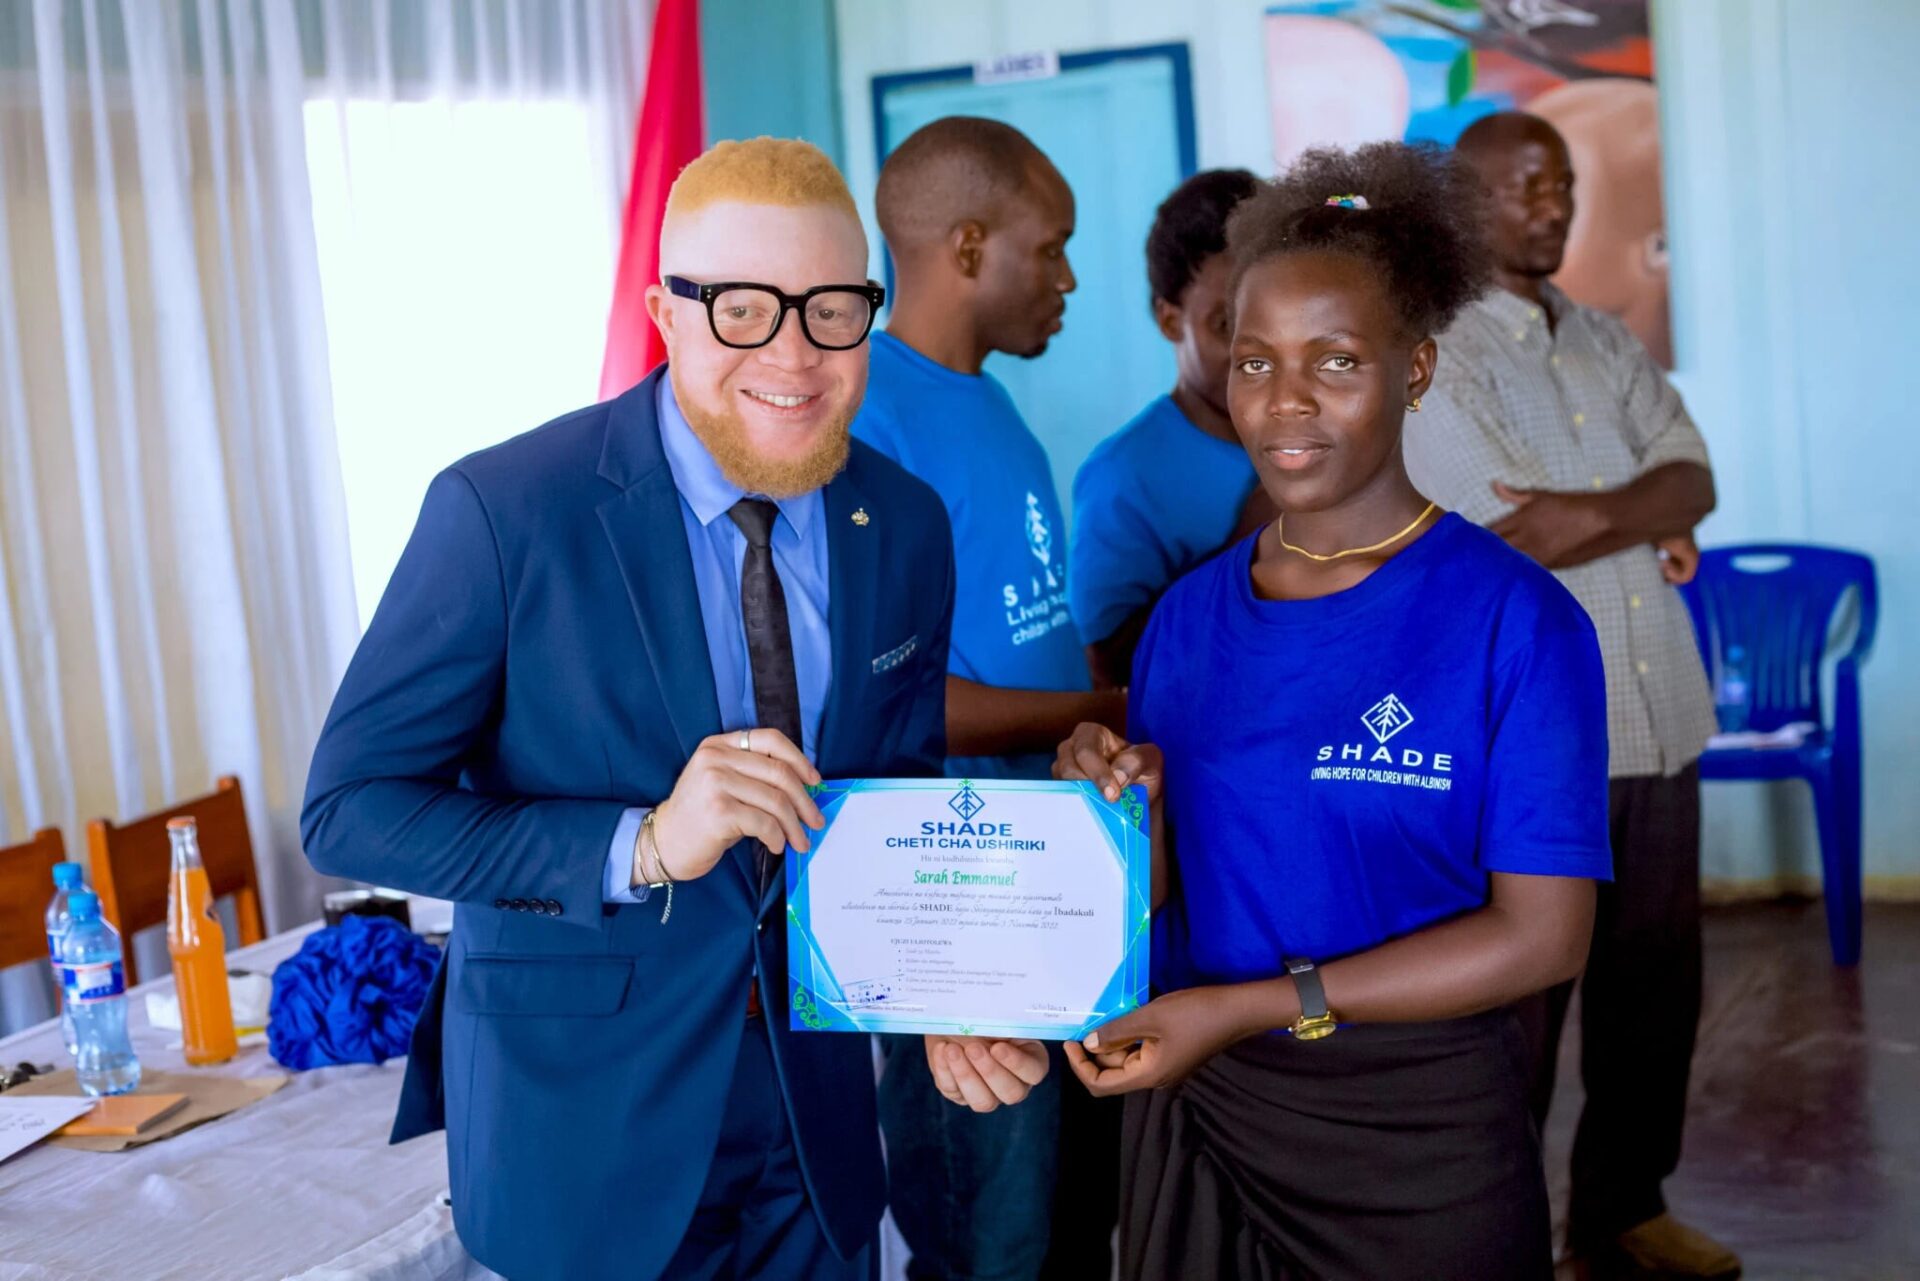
left=1545, top=902, right=1920, bottom=1280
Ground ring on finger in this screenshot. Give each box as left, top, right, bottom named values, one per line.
left=738, top=729, right=752, bottom=753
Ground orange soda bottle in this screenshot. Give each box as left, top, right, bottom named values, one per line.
left=166, top=817, right=237, bottom=1065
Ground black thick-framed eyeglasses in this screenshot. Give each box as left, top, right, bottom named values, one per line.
left=664, top=275, right=886, bottom=351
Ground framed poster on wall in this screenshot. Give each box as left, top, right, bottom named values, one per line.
left=1264, top=1, right=1672, bottom=366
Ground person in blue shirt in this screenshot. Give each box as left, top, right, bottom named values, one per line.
left=851, top=117, right=1126, bottom=1281
left=1070, top=168, right=1265, bottom=688
left=1058, top=143, right=1612, bottom=1280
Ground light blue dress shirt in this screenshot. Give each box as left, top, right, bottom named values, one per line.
left=602, top=377, right=833, bottom=902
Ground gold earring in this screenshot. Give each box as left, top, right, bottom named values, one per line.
left=1407, top=397, right=1422, bottom=413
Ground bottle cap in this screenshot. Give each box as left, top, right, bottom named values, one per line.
left=53, top=861, right=84, bottom=890
left=166, top=817, right=197, bottom=833
left=68, top=890, right=101, bottom=921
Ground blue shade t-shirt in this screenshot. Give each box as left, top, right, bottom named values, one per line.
left=1131, top=514, right=1612, bottom=992
left=1069, top=394, right=1259, bottom=646
left=853, top=331, right=1089, bottom=780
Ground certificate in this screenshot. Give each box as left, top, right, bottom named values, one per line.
left=784, top=778, right=1150, bottom=1041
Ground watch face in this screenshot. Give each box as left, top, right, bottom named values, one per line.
left=1293, top=1014, right=1337, bottom=1041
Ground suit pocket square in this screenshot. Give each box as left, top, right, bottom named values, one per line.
left=871, top=635, right=918, bottom=674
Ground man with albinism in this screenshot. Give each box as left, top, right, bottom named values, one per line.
left=303, top=137, right=1048, bottom=1281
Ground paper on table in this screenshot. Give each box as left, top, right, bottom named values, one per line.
left=395, top=892, right=455, bottom=936
left=142, top=983, right=270, bottom=1052
left=6, top=1068, right=288, bottom=1152
left=0, top=1096, right=96, bottom=1165
left=145, top=970, right=273, bottom=1032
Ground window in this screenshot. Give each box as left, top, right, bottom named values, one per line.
left=304, top=99, right=616, bottom=627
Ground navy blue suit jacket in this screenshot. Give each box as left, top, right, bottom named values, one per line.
left=302, top=368, right=955, bottom=1281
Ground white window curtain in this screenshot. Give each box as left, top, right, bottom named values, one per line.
left=304, top=0, right=650, bottom=625
left=0, top=0, right=650, bottom=1032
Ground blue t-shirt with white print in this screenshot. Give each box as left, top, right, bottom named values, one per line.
left=852, top=331, right=1089, bottom=780
left=1070, top=393, right=1258, bottom=646
left=1132, top=514, right=1613, bottom=992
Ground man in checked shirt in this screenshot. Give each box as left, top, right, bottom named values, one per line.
left=1405, top=112, right=1739, bottom=1281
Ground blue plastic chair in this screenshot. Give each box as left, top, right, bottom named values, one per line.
left=1679, top=544, right=1878, bottom=965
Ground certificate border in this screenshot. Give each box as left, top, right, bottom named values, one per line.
left=785, top=778, right=1151, bottom=1041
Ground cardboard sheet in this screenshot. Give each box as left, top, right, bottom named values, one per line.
left=8, top=1068, right=288, bottom=1152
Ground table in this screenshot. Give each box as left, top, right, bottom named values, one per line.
left=0, top=919, right=502, bottom=1281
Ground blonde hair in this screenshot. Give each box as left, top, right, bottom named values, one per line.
left=665, top=137, right=859, bottom=220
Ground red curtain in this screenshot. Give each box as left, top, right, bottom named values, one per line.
left=599, top=0, right=704, bottom=400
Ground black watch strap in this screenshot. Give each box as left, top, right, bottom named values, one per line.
left=1285, top=956, right=1328, bottom=1021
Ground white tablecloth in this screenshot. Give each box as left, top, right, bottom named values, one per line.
left=0, top=921, right=501, bottom=1281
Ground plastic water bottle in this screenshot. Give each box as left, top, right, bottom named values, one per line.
left=45, top=861, right=87, bottom=1059
left=1717, top=644, right=1752, bottom=734
left=56, top=891, right=141, bottom=1097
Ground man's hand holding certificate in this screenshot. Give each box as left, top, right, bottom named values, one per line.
left=784, top=778, right=1151, bottom=1045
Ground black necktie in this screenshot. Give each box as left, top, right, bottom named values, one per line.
left=728, top=498, right=803, bottom=896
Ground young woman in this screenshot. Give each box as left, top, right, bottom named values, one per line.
left=1057, top=142, right=1612, bottom=1280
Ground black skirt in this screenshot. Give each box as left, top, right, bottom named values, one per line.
left=1120, top=1007, right=1551, bottom=1281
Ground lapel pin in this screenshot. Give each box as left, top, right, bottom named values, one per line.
left=851, top=508, right=871, bottom=527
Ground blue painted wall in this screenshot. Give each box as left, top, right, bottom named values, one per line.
left=700, top=0, right=843, bottom=168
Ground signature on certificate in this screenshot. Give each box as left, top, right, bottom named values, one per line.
left=843, top=977, right=896, bottom=1006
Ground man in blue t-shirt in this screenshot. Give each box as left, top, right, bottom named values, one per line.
left=1070, top=169, right=1264, bottom=688
left=853, top=116, right=1127, bottom=1281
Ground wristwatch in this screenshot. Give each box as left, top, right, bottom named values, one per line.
left=1284, top=957, right=1338, bottom=1040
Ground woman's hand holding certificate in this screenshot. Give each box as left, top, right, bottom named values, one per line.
left=1065, top=985, right=1275, bottom=1097
left=1055, top=723, right=1168, bottom=914
left=1055, top=722, right=1251, bottom=1097
left=1054, top=722, right=1164, bottom=809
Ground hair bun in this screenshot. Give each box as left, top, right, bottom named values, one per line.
left=1227, top=141, right=1492, bottom=334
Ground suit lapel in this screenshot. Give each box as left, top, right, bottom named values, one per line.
left=597, top=471, right=723, bottom=762
left=818, top=466, right=881, bottom=779
left=595, top=374, right=754, bottom=898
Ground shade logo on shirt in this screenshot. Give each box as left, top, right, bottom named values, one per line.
left=1025, top=492, right=1059, bottom=590
left=1362, top=693, right=1415, bottom=744
left=1314, top=693, right=1453, bottom=792
left=1003, top=493, right=1072, bottom=647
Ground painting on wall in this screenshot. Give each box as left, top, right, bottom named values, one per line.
left=1263, top=0, right=1672, bottom=366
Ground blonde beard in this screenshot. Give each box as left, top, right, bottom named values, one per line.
left=676, top=386, right=853, bottom=499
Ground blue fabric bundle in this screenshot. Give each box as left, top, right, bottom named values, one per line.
left=267, top=914, right=438, bottom=1071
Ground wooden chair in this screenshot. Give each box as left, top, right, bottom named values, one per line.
left=0, top=827, right=67, bottom=973
left=88, top=776, right=265, bottom=985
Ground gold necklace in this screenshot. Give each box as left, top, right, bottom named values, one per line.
left=1277, top=502, right=1437, bottom=562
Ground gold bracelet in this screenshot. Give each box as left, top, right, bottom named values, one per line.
left=642, top=810, right=674, bottom=924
